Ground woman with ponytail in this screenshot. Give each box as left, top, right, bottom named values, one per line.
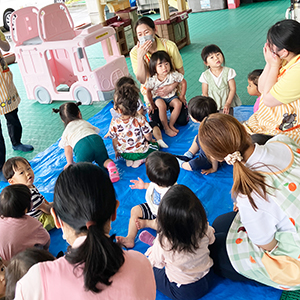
left=199, top=113, right=300, bottom=290
left=53, top=102, right=119, bottom=182
left=14, top=163, right=156, bottom=299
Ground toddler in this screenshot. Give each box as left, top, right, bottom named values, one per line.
left=146, top=50, right=187, bottom=137
left=247, top=69, right=263, bottom=113
left=199, top=44, right=241, bottom=114
left=108, top=83, right=159, bottom=168
left=53, top=102, right=119, bottom=182
left=0, top=184, right=50, bottom=263
left=116, top=151, right=179, bottom=248
left=3, top=157, right=55, bottom=231
left=145, top=185, right=215, bottom=300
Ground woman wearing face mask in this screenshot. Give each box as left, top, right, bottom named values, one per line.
left=244, top=19, right=300, bottom=145
left=130, top=17, right=189, bottom=132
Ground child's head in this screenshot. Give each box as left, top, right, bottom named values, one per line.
left=52, top=102, right=82, bottom=125
left=0, top=258, right=5, bottom=298
left=188, top=96, right=217, bottom=123
left=114, top=83, right=139, bottom=117
left=149, top=50, right=174, bottom=77
left=157, top=184, right=208, bottom=253
left=247, top=69, right=263, bottom=96
left=146, top=151, right=179, bottom=187
left=2, top=157, right=34, bottom=187
left=5, top=248, right=55, bottom=300
left=0, top=185, right=31, bottom=218
left=201, top=44, right=225, bottom=68
left=115, top=76, right=137, bottom=89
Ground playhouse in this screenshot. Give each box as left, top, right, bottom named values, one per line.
left=10, top=3, right=129, bottom=105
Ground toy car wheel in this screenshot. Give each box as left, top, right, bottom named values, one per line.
left=3, top=9, right=14, bottom=31
left=35, top=86, right=52, bottom=104
left=74, top=86, right=92, bottom=105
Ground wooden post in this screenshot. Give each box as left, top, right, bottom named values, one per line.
left=158, top=0, right=170, bottom=21
left=177, top=0, right=187, bottom=12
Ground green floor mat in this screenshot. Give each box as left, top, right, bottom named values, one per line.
left=280, top=290, right=300, bottom=300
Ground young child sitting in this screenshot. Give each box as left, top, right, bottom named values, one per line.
left=3, top=157, right=55, bottom=231
left=176, top=96, right=219, bottom=174
left=0, top=184, right=50, bottom=264
left=146, top=50, right=187, bottom=137
left=247, top=69, right=263, bottom=113
left=53, top=102, right=119, bottom=182
left=108, top=83, right=159, bottom=168
left=145, top=185, right=215, bottom=300
left=116, top=151, right=179, bottom=248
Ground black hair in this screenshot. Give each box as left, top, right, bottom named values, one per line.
left=201, top=44, right=225, bottom=67
left=115, top=76, right=137, bottom=89
left=54, top=162, right=124, bottom=293
left=52, top=102, right=82, bottom=125
left=267, top=19, right=300, bottom=54
left=157, top=184, right=208, bottom=253
left=188, top=96, right=218, bottom=122
left=5, top=248, right=55, bottom=300
left=248, top=69, right=263, bottom=86
left=114, top=83, right=139, bottom=117
left=2, top=157, right=31, bottom=180
left=149, top=50, right=174, bottom=77
left=0, top=185, right=31, bottom=218
left=135, top=16, right=156, bottom=33
left=146, top=151, right=179, bottom=187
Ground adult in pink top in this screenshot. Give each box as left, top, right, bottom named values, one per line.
left=15, top=163, right=156, bottom=300
left=0, top=185, right=50, bottom=264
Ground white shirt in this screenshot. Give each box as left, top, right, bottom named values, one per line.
left=199, top=67, right=236, bottom=87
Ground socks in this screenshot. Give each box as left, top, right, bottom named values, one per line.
left=176, top=157, right=185, bottom=168
left=107, top=161, right=120, bottom=183
left=139, top=231, right=156, bottom=246
left=184, top=151, right=194, bottom=159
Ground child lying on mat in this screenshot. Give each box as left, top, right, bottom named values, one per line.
left=116, top=151, right=179, bottom=248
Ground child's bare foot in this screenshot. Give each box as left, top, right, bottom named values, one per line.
left=116, top=236, right=135, bottom=248
left=164, top=128, right=177, bottom=137
left=126, top=160, right=133, bottom=167
left=132, top=159, right=145, bottom=168
left=169, top=125, right=179, bottom=133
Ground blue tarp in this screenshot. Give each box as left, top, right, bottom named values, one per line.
left=0, top=104, right=282, bottom=300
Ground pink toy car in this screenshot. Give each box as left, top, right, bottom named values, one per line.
left=10, top=3, right=129, bottom=105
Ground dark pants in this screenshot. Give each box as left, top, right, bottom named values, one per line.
left=209, top=212, right=252, bottom=282
left=251, top=134, right=274, bottom=145
left=154, top=267, right=214, bottom=300
left=0, top=108, right=22, bottom=169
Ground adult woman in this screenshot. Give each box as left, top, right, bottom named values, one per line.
left=245, top=19, right=300, bottom=145
left=14, top=163, right=156, bottom=299
left=130, top=17, right=189, bottom=137
left=200, top=113, right=300, bottom=290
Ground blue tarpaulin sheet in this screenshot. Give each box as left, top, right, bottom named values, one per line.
left=0, top=104, right=282, bottom=300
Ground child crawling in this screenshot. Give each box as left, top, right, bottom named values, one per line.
left=117, top=151, right=179, bottom=248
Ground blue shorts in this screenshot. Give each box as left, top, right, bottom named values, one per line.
left=153, top=95, right=179, bottom=105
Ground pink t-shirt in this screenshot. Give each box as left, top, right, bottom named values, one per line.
left=0, top=215, right=50, bottom=261
left=15, top=248, right=156, bottom=300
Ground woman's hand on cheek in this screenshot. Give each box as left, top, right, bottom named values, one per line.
left=137, top=40, right=153, bottom=58
left=263, top=43, right=282, bottom=68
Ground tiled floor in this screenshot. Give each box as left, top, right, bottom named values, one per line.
left=0, top=0, right=288, bottom=163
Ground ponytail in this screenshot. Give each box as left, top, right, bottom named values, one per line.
left=52, top=102, right=81, bottom=125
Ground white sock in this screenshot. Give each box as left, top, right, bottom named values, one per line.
left=157, top=139, right=169, bottom=148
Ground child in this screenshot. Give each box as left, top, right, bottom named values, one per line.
left=3, top=157, right=55, bottom=231
left=0, top=29, right=33, bottom=181
left=0, top=184, right=50, bottom=263
left=145, top=185, right=215, bottom=300
left=108, top=83, right=159, bottom=168
left=146, top=50, right=187, bottom=137
left=176, top=96, right=219, bottom=174
left=0, top=258, right=5, bottom=300
left=247, top=69, right=263, bottom=113
left=53, top=102, right=119, bottom=182
left=116, top=151, right=179, bottom=248
left=106, top=76, right=168, bottom=148
left=5, top=248, right=55, bottom=300
left=199, top=44, right=241, bottom=114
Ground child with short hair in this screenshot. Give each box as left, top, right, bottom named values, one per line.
left=0, top=184, right=50, bottom=263
left=108, top=83, right=159, bottom=168
left=3, top=157, right=55, bottom=231
left=200, top=44, right=241, bottom=114
left=247, top=69, right=263, bottom=113
left=145, top=185, right=215, bottom=300
left=176, top=96, right=219, bottom=174
left=116, top=151, right=179, bottom=248
left=53, top=102, right=119, bottom=182
left=146, top=50, right=187, bottom=137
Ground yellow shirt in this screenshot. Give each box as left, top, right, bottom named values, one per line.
left=270, top=54, right=300, bottom=104
left=0, top=30, right=6, bottom=42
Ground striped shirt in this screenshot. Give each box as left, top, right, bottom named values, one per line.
left=27, top=186, right=44, bottom=219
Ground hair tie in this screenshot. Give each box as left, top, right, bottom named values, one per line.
left=86, top=221, right=96, bottom=229
left=224, top=151, right=243, bottom=165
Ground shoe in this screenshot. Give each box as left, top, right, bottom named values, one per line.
left=139, top=231, right=156, bottom=246
left=107, top=161, right=120, bottom=183
left=0, top=171, right=7, bottom=182
left=13, top=143, right=34, bottom=152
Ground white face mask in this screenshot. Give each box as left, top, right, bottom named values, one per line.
left=139, top=34, right=155, bottom=45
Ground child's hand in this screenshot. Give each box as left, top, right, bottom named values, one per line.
left=201, top=168, right=217, bottom=175
left=223, top=103, right=230, bottom=114
left=179, top=96, right=187, bottom=106
left=64, top=163, right=73, bottom=170
left=156, top=82, right=178, bottom=97
left=115, top=151, right=121, bottom=159
left=148, top=103, right=157, bottom=114
left=104, top=131, right=110, bottom=138
left=129, top=177, right=145, bottom=189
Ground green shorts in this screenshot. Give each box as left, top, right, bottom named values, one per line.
left=39, top=213, right=55, bottom=231
left=120, top=142, right=159, bottom=161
